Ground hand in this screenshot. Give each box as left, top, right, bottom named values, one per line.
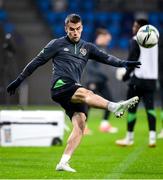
left=123, top=61, right=141, bottom=68
left=7, top=78, right=22, bottom=95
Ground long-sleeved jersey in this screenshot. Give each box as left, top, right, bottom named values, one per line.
left=84, top=46, right=110, bottom=83
left=19, top=36, right=126, bottom=86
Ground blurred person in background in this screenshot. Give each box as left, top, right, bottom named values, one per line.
left=51, top=0, right=67, bottom=12
left=3, top=33, right=16, bottom=56
left=2, top=33, right=18, bottom=105
left=7, top=14, right=140, bottom=172
left=84, top=28, right=118, bottom=134
left=116, top=19, right=158, bottom=147
left=157, top=32, right=163, bottom=138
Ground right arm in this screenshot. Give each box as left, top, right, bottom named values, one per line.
left=7, top=39, right=58, bottom=95
left=19, top=39, right=58, bottom=80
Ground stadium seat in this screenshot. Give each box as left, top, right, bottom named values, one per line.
left=81, top=12, right=94, bottom=25
left=45, top=11, right=68, bottom=25
left=3, top=23, right=15, bottom=34
left=82, top=24, right=93, bottom=41
left=51, top=25, right=65, bottom=37
left=149, top=12, right=159, bottom=26
left=159, top=13, right=163, bottom=22
left=119, top=37, right=129, bottom=49
left=45, top=11, right=55, bottom=24
left=108, top=23, right=120, bottom=36
left=67, top=0, right=80, bottom=12
left=36, top=0, right=51, bottom=13
left=81, top=0, right=94, bottom=12
left=0, top=10, right=8, bottom=22
left=95, top=12, right=109, bottom=25
left=109, top=12, right=122, bottom=22
left=108, top=38, right=117, bottom=49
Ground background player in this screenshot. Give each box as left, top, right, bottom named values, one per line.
left=157, top=32, right=163, bottom=138
left=116, top=19, right=158, bottom=147
left=84, top=28, right=118, bottom=134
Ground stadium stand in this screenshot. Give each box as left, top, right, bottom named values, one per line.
left=35, top=0, right=163, bottom=49
left=0, top=9, right=15, bottom=34
left=2, top=0, right=163, bottom=105
left=3, top=0, right=53, bottom=105
left=0, top=5, right=17, bottom=104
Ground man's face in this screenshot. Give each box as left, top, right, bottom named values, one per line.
left=65, top=22, right=83, bottom=43
left=132, top=22, right=141, bottom=35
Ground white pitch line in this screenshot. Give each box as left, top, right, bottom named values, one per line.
left=105, top=144, right=145, bottom=179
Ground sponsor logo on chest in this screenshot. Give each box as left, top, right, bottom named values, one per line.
left=80, top=48, right=87, bottom=56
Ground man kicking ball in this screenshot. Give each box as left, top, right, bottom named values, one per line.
left=7, top=14, right=140, bottom=172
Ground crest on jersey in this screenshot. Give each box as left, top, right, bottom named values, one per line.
left=80, top=48, right=87, bottom=56
left=64, top=47, right=69, bottom=52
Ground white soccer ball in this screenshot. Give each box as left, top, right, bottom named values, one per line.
left=136, top=24, right=159, bottom=48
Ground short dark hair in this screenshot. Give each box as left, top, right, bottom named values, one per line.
left=65, top=14, right=82, bottom=25
left=135, top=19, right=149, bottom=27
left=95, top=28, right=109, bottom=37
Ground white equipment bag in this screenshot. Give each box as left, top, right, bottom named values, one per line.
left=0, top=110, right=64, bottom=147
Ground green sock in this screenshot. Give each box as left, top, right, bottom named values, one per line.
left=127, top=112, right=136, bottom=123
left=147, top=109, right=156, bottom=118
left=161, top=111, right=163, bottom=121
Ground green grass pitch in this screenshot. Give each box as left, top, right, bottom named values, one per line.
left=0, top=106, right=163, bottom=179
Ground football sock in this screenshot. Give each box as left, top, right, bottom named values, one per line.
left=127, top=112, right=136, bottom=131
left=100, top=120, right=109, bottom=126
left=107, top=101, right=117, bottom=112
left=103, top=110, right=110, bottom=120
left=147, top=109, right=156, bottom=131
left=126, top=131, right=134, bottom=141
left=60, top=154, right=71, bottom=164
left=149, top=131, right=156, bottom=140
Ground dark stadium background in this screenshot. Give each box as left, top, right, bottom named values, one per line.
left=0, top=0, right=163, bottom=105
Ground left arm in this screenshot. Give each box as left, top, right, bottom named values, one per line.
left=88, top=43, right=141, bottom=68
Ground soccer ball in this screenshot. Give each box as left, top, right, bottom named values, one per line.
left=136, top=24, right=159, bottom=48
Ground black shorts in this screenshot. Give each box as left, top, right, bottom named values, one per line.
left=51, top=79, right=88, bottom=119
left=127, top=76, right=156, bottom=112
